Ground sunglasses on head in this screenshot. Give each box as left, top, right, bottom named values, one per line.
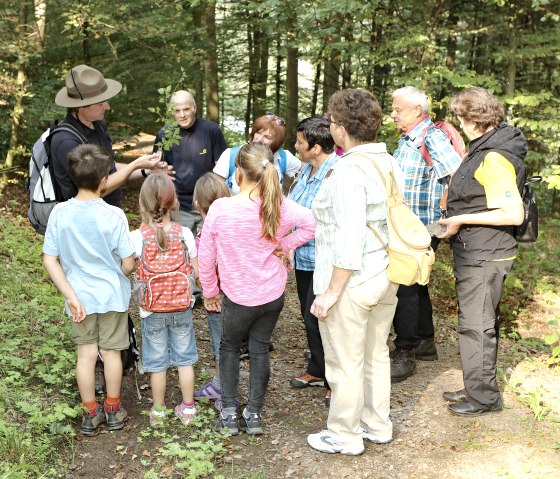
left=265, top=112, right=286, bottom=126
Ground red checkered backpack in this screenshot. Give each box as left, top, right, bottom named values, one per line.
left=135, top=222, right=194, bottom=312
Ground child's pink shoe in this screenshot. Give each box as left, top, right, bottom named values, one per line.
left=175, top=403, right=196, bottom=425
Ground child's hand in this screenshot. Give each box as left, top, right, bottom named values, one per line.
left=67, top=295, right=86, bottom=323
left=204, top=294, right=222, bottom=313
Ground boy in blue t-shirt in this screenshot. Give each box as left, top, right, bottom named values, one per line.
left=43, top=144, right=135, bottom=436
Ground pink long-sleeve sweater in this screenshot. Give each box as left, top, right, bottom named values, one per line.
left=198, top=196, right=316, bottom=306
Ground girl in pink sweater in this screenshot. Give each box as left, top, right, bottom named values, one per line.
left=198, top=142, right=315, bottom=435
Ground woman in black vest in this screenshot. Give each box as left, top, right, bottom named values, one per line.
left=438, top=87, right=526, bottom=416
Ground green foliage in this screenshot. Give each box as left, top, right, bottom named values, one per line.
left=0, top=215, right=79, bottom=478
left=544, top=320, right=560, bottom=366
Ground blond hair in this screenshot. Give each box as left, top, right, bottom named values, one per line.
left=235, top=142, right=282, bottom=241
left=193, top=172, right=230, bottom=217
left=138, top=173, right=179, bottom=250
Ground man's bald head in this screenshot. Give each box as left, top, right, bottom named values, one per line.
left=171, top=90, right=197, bottom=129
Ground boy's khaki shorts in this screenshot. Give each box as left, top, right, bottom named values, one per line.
left=71, top=311, right=129, bottom=350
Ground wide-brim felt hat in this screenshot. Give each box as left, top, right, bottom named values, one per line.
left=55, top=64, right=122, bottom=108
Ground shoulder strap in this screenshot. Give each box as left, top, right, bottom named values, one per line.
left=418, top=125, right=434, bottom=167
left=278, top=149, right=287, bottom=176
left=228, top=146, right=241, bottom=185
left=49, top=121, right=88, bottom=144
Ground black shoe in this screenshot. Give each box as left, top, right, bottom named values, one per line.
left=448, top=400, right=503, bottom=417
left=303, top=350, right=312, bottom=360
left=413, top=338, right=438, bottom=361
left=324, top=390, right=331, bottom=407
left=442, top=390, right=467, bottom=403
left=390, top=348, right=417, bottom=383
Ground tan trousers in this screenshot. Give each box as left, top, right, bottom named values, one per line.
left=319, top=271, right=398, bottom=447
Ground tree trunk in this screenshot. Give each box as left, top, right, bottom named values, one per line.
left=322, top=49, right=339, bottom=112
left=245, top=27, right=254, bottom=138
left=311, top=61, right=321, bottom=116
left=82, top=20, right=90, bottom=64
left=285, top=42, right=298, bottom=153
left=204, top=1, right=219, bottom=122
left=4, top=1, right=28, bottom=172
left=252, top=27, right=269, bottom=120
left=192, top=3, right=204, bottom=110
left=506, top=23, right=517, bottom=97
left=275, top=37, right=282, bottom=115
left=33, top=0, right=46, bottom=49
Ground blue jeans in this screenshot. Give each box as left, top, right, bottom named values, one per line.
left=219, top=294, right=285, bottom=413
left=207, top=311, right=223, bottom=362
left=141, top=310, right=198, bottom=372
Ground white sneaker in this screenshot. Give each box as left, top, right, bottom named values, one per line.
left=307, top=430, right=364, bottom=456
left=361, top=428, right=392, bottom=444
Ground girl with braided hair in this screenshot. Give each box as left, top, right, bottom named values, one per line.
left=198, top=142, right=316, bottom=435
left=130, top=173, right=199, bottom=427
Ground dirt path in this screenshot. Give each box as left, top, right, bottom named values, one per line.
left=3, top=136, right=557, bottom=478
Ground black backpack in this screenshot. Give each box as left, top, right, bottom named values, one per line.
left=27, top=120, right=87, bottom=234
left=516, top=175, right=542, bottom=243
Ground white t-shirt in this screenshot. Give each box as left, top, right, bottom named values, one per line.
left=213, top=146, right=301, bottom=194
left=130, top=225, right=197, bottom=318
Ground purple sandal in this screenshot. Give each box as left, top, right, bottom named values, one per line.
left=194, top=381, right=221, bottom=400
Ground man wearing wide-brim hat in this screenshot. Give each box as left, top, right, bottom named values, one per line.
left=50, top=64, right=165, bottom=207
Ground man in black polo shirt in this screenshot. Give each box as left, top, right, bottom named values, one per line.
left=153, top=90, right=228, bottom=234
left=51, top=64, right=164, bottom=208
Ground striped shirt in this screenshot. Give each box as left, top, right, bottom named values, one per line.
left=288, top=152, right=339, bottom=271
left=394, top=117, right=462, bottom=224
left=198, top=196, right=316, bottom=306
left=312, top=143, right=404, bottom=295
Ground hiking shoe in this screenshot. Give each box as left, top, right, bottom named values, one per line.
left=214, top=399, right=239, bottom=412
left=80, top=403, right=106, bottom=436
left=362, top=428, right=392, bottom=444
left=307, top=430, right=364, bottom=456
left=175, top=403, right=196, bottom=426
left=194, top=381, right=221, bottom=400
left=290, top=372, right=325, bottom=388
left=413, top=338, right=438, bottom=361
left=239, top=408, right=263, bottom=435
left=105, top=404, right=127, bottom=431
left=148, top=406, right=166, bottom=428
left=216, top=410, right=239, bottom=435
left=390, top=348, right=417, bottom=383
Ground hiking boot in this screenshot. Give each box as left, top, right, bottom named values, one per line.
left=290, top=372, right=325, bottom=388
left=390, top=348, right=417, bottom=383
left=105, top=404, right=127, bottom=431
left=175, top=403, right=196, bottom=426
left=194, top=381, right=221, bottom=400
left=148, top=406, right=166, bottom=428
left=413, top=338, right=438, bottom=361
left=239, top=408, right=264, bottom=435
left=216, top=410, right=239, bottom=436
left=80, top=403, right=106, bottom=436
left=307, top=430, right=364, bottom=456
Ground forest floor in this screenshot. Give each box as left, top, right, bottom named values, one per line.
left=3, top=134, right=559, bottom=479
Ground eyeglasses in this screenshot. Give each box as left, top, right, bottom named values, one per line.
left=265, top=113, right=286, bottom=126
left=325, top=113, right=340, bottom=126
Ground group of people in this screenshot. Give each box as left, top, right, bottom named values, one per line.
left=42, top=64, right=528, bottom=455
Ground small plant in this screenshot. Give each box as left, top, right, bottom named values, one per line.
left=544, top=320, right=560, bottom=367
left=147, top=68, right=188, bottom=153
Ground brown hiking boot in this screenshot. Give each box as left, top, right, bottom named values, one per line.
left=391, top=348, right=417, bottom=383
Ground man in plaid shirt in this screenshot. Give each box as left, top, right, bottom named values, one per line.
left=390, top=86, right=462, bottom=383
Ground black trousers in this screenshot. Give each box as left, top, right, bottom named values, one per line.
left=294, top=269, right=329, bottom=389
left=393, top=237, right=440, bottom=350
left=454, top=255, right=512, bottom=407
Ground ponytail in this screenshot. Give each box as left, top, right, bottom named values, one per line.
left=236, top=142, right=283, bottom=241
left=138, top=173, right=179, bottom=251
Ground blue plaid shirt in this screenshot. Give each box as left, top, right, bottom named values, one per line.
left=288, top=152, right=339, bottom=271
left=394, top=117, right=462, bottom=224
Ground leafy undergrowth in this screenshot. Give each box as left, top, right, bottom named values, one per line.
left=0, top=197, right=559, bottom=478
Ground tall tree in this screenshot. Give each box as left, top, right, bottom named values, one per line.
left=204, top=1, right=219, bottom=122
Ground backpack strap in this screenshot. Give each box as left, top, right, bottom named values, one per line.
left=228, top=146, right=242, bottom=188
left=418, top=125, right=434, bottom=167
left=278, top=149, right=287, bottom=177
